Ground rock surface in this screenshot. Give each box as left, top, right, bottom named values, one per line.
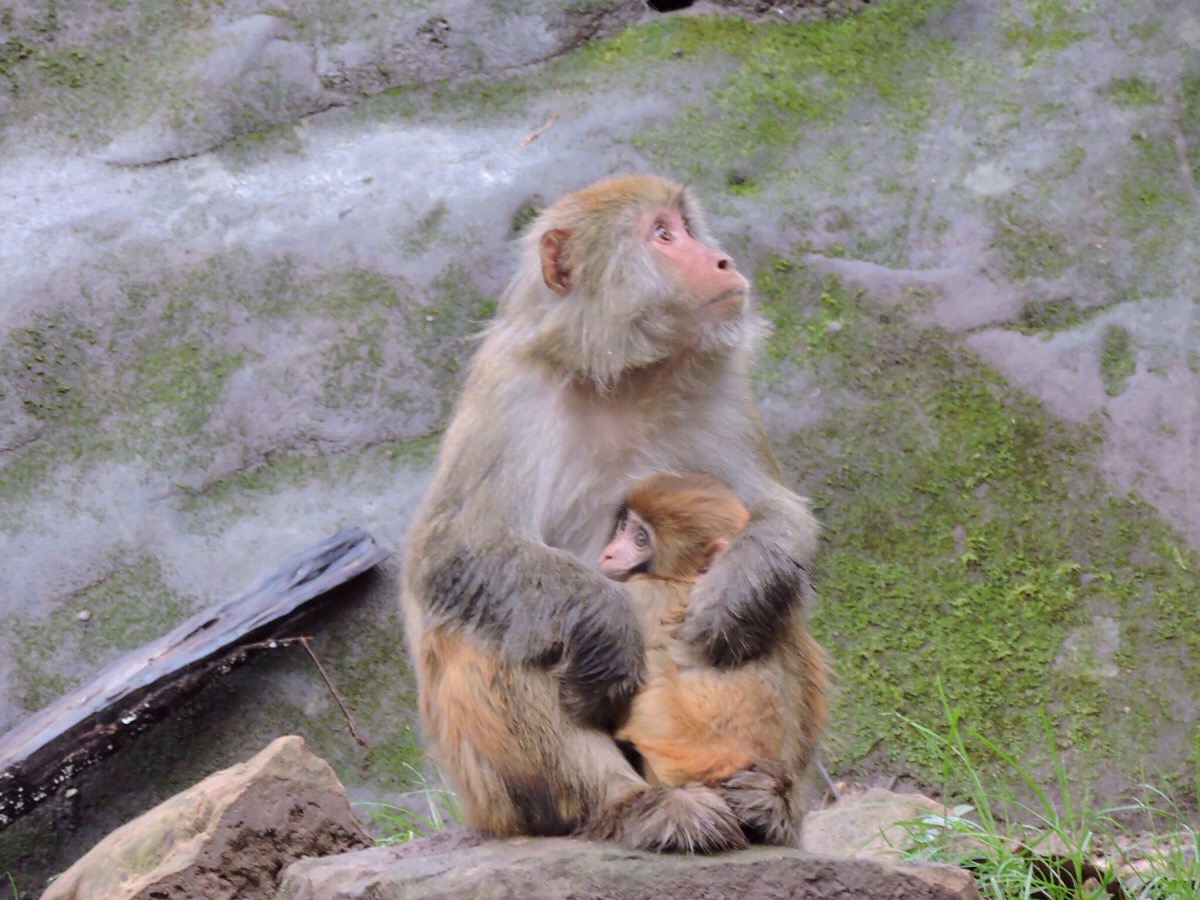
left=41, top=735, right=370, bottom=900
left=801, top=786, right=950, bottom=860
left=280, top=830, right=982, bottom=900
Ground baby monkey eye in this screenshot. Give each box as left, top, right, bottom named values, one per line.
left=634, top=528, right=649, bottom=548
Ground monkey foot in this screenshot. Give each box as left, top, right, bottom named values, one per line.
left=721, top=763, right=798, bottom=847
left=587, top=783, right=748, bottom=854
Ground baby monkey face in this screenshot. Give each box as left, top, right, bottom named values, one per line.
left=598, top=509, right=654, bottom=580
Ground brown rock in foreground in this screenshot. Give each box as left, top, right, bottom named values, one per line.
left=43, top=735, right=370, bottom=900
left=801, top=786, right=951, bottom=860
left=280, top=829, right=982, bottom=900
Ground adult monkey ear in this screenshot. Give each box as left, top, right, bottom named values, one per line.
left=540, top=228, right=572, bottom=296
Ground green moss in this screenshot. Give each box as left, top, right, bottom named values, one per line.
left=216, top=120, right=304, bottom=165
left=8, top=557, right=195, bottom=711
left=1001, top=0, right=1088, bottom=61
left=33, top=45, right=109, bottom=89
left=1126, top=20, right=1163, bottom=43
left=1180, top=71, right=1200, bottom=181
left=0, top=33, right=140, bottom=146
left=1051, top=144, right=1086, bottom=178
left=1112, top=131, right=1191, bottom=285
left=1007, top=297, right=1103, bottom=334
left=126, top=343, right=242, bottom=437
left=759, top=259, right=1200, bottom=789
left=1116, top=133, right=1183, bottom=233
left=0, top=37, right=34, bottom=91
left=406, top=202, right=450, bottom=253
left=989, top=204, right=1069, bottom=281
left=0, top=0, right=273, bottom=150
left=1098, top=323, right=1135, bottom=396
left=755, top=256, right=853, bottom=369
left=327, top=268, right=405, bottom=316
left=572, top=1, right=955, bottom=189
left=0, top=312, right=107, bottom=508
left=1105, top=75, right=1160, bottom=108
left=0, top=252, right=485, bottom=514
left=3, top=318, right=91, bottom=425
left=509, top=199, right=544, bottom=237
left=393, top=76, right=532, bottom=124
left=180, top=434, right=441, bottom=518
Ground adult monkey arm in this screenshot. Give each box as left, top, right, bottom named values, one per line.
left=412, top=528, right=644, bottom=727
left=405, top=382, right=645, bottom=728
left=678, top=407, right=819, bottom=668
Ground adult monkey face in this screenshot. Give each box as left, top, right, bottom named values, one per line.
left=513, top=174, right=758, bottom=386
left=541, top=203, right=747, bottom=319
left=640, top=205, right=748, bottom=320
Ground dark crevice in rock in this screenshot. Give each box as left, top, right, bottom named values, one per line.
left=647, top=0, right=696, bottom=12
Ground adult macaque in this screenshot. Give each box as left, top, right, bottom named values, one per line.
left=402, top=174, right=819, bottom=852
left=600, top=473, right=828, bottom=846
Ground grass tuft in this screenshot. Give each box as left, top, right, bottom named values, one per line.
left=895, top=689, right=1200, bottom=899
left=356, top=765, right=461, bottom=845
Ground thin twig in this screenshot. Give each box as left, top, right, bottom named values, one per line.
left=815, top=757, right=841, bottom=801
left=518, top=113, right=557, bottom=147
left=296, top=636, right=371, bottom=750
left=238, top=636, right=370, bottom=749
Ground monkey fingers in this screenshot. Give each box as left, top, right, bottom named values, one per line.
left=680, top=542, right=811, bottom=668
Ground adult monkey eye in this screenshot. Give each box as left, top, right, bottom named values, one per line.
left=654, top=222, right=672, bottom=241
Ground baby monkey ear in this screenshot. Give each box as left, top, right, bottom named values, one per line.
left=540, top=229, right=573, bottom=296
left=696, top=537, right=731, bottom=574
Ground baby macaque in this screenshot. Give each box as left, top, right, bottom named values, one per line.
left=599, top=473, right=828, bottom=846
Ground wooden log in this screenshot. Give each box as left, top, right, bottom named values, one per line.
left=0, top=526, right=389, bottom=830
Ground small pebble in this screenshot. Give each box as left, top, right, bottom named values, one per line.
left=76, top=610, right=92, bottom=622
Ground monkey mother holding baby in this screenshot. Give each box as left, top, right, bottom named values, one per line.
left=401, top=174, right=823, bottom=852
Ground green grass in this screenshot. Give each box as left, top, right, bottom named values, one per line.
left=356, top=765, right=461, bottom=845
left=895, top=694, right=1200, bottom=899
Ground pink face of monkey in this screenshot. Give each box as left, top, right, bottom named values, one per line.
left=598, top=509, right=654, bottom=580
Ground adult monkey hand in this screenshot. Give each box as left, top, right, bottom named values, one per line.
left=678, top=483, right=817, bottom=668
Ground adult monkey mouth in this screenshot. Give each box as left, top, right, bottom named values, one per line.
left=705, top=287, right=746, bottom=313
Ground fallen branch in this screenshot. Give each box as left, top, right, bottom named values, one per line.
left=0, top=526, right=389, bottom=831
